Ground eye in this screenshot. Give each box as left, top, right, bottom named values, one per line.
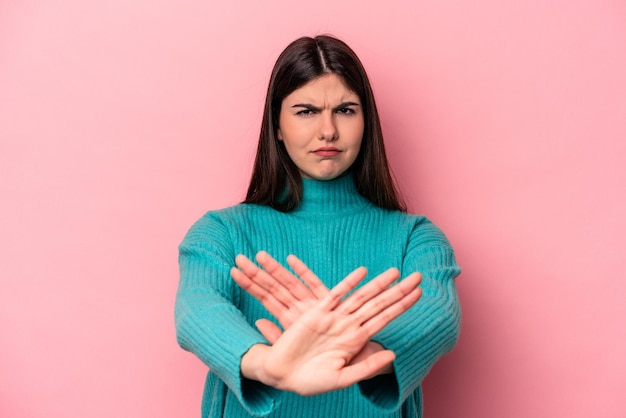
left=336, top=107, right=356, bottom=115
left=295, top=109, right=315, bottom=116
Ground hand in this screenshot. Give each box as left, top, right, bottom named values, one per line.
left=231, top=251, right=330, bottom=328
left=234, top=253, right=422, bottom=395
left=255, top=321, right=394, bottom=375
left=232, top=252, right=409, bottom=376
left=231, top=251, right=422, bottom=333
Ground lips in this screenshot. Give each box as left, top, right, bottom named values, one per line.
left=312, top=147, right=341, bottom=157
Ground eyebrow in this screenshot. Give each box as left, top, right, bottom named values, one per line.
left=291, top=102, right=361, bottom=111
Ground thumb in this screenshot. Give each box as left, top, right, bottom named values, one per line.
left=340, top=350, right=396, bottom=386
left=255, top=319, right=283, bottom=344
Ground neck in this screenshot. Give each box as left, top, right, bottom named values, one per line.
left=293, top=175, right=370, bottom=215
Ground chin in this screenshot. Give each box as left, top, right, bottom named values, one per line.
left=305, top=170, right=348, bottom=181
left=300, top=164, right=352, bottom=181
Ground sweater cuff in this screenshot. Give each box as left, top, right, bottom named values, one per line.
left=208, top=328, right=280, bottom=416
left=358, top=371, right=400, bottom=410
left=240, top=374, right=281, bottom=416
left=176, top=301, right=280, bottom=416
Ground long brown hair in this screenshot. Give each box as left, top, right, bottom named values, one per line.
left=244, top=35, right=406, bottom=212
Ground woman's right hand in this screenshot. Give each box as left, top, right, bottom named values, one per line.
left=231, top=251, right=330, bottom=329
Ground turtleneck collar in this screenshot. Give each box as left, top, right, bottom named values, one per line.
left=292, top=174, right=371, bottom=215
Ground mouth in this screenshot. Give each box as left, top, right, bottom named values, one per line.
left=312, top=147, right=342, bottom=157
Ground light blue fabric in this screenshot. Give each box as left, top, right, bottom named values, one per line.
left=175, top=175, right=461, bottom=417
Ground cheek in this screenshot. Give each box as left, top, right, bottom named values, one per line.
left=277, top=119, right=308, bottom=147
left=356, top=137, right=364, bottom=153
left=350, top=121, right=365, bottom=151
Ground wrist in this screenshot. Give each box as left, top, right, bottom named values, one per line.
left=241, top=344, right=275, bottom=385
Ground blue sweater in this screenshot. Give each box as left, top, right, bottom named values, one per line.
left=175, top=175, right=461, bottom=417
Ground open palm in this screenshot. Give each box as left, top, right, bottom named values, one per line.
left=232, top=251, right=422, bottom=395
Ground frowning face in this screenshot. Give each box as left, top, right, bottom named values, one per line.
left=277, top=74, right=364, bottom=181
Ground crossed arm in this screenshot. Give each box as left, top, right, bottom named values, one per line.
left=230, top=251, right=423, bottom=396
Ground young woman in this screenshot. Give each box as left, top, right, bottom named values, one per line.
left=175, top=35, right=461, bottom=418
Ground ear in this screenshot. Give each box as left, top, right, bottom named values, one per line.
left=276, top=129, right=283, bottom=141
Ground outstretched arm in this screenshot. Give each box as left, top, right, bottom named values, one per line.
left=175, top=216, right=280, bottom=416
left=359, top=219, right=461, bottom=410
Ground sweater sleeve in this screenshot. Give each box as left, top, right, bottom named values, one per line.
left=358, top=217, right=461, bottom=410
left=174, top=212, right=280, bottom=416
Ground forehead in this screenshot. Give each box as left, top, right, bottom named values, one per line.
left=283, top=74, right=360, bottom=104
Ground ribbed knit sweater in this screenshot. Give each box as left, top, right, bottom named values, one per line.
left=175, top=175, right=461, bottom=417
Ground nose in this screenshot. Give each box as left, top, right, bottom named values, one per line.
left=318, top=112, right=338, bottom=141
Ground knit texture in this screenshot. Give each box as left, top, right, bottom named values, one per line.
left=175, top=175, right=461, bottom=417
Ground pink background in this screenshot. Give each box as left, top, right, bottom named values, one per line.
left=2, top=0, right=625, bottom=417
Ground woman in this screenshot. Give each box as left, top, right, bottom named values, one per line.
left=175, top=35, right=461, bottom=417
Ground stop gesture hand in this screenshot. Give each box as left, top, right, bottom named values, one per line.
left=231, top=252, right=422, bottom=395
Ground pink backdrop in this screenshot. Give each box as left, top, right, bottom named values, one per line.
left=2, top=0, right=625, bottom=417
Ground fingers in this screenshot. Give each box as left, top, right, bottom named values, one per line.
left=230, top=265, right=289, bottom=319
left=232, top=252, right=325, bottom=326
left=356, top=272, right=423, bottom=334
left=233, top=254, right=302, bottom=310
left=235, top=251, right=423, bottom=347
left=256, top=251, right=315, bottom=301
left=337, top=268, right=402, bottom=315
left=256, top=319, right=283, bottom=344
left=286, top=254, right=329, bottom=298
left=337, top=350, right=396, bottom=388
left=323, top=267, right=369, bottom=309
left=330, top=270, right=422, bottom=337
